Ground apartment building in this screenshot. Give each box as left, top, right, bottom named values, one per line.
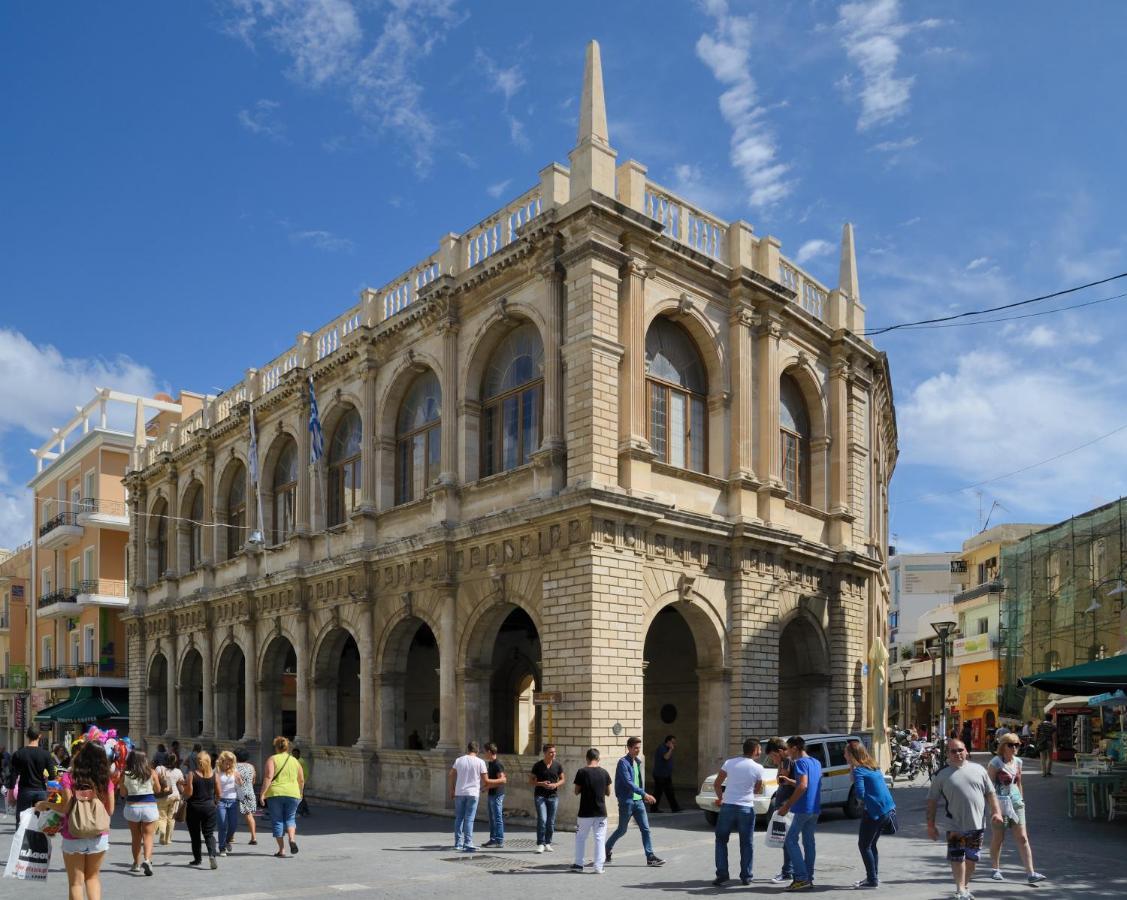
left=0, top=544, right=31, bottom=750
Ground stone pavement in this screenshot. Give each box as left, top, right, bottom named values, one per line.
left=3, top=757, right=1124, bottom=899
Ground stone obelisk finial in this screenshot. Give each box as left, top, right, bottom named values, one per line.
left=569, top=40, right=617, bottom=199
left=838, top=222, right=860, bottom=300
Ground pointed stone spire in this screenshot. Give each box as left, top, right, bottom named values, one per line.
left=569, top=40, right=617, bottom=199
left=577, top=40, right=610, bottom=148
left=838, top=222, right=859, bottom=300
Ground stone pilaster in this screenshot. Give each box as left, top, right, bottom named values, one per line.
left=294, top=604, right=312, bottom=746
left=727, top=303, right=759, bottom=519
left=616, top=254, right=653, bottom=493
left=437, top=588, right=458, bottom=750
left=199, top=615, right=215, bottom=742
left=531, top=261, right=566, bottom=497
left=242, top=613, right=259, bottom=744
left=755, top=310, right=785, bottom=521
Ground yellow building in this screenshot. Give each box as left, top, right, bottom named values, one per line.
left=28, top=389, right=198, bottom=741
left=0, top=544, right=32, bottom=750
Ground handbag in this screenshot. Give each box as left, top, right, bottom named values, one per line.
left=153, top=768, right=172, bottom=800
left=881, top=809, right=899, bottom=835
left=67, top=788, right=110, bottom=839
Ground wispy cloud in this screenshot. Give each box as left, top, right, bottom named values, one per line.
left=871, top=136, right=919, bottom=153
left=965, top=256, right=991, bottom=271
left=290, top=229, right=354, bottom=253
left=486, top=179, right=512, bottom=198
left=225, top=0, right=361, bottom=85
left=795, top=239, right=835, bottom=265
left=696, top=1, right=792, bottom=209
left=237, top=99, right=287, bottom=141
left=476, top=48, right=530, bottom=150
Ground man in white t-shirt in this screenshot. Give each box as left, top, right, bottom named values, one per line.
left=448, top=741, right=488, bottom=852
left=712, top=738, right=765, bottom=887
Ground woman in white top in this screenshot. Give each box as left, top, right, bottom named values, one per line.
left=119, top=749, right=160, bottom=876
left=215, top=750, right=244, bottom=855
left=987, top=734, right=1046, bottom=884
left=156, top=751, right=185, bottom=845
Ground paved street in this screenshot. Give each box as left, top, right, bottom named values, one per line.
left=4, top=758, right=1124, bottom=899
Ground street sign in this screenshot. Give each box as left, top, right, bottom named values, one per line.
left=532, top=691, right=562, bottom=705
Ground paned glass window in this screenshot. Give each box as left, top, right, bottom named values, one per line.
left=396, top=372, right=442, bottom=504
left=328, top=409, right=362, bottom=525
left=645, top=318, right=707, bottom=472
left=273, top=439, right=299, bottom=543
left=481, top=324, right=544, bottom=476
left=780, top=374, right=811, bottom=504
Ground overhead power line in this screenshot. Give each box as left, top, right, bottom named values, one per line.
left=863, top=271, right=1127, bottom=337
left=888, top=289, right=1127, bottom=331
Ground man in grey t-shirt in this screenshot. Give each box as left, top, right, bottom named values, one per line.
left=927, top=740, right=1003, bottom=900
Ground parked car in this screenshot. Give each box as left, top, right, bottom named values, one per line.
left=695, top=733, right=886, bottom=826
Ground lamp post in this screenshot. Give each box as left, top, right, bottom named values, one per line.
left=1084, top=577, right=1127, bottom=659
left=900, top=663, right=912, bottom=729
left=927, top=646, right=940, bottom=736
left=932, top=620, right=958, bottom=740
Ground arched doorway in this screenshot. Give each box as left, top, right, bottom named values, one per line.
left=380, top=619, right=440, bottom=749
left=215, top=643, right=246, bottom=740
left=644, top=606, right=700, bottom=794
left=778, top=614, right=830, bottom=735
left=180, top=648, right=204, bottom=738
left=314, top=628, right=361, bottom=747
left=488, top=608, right=541, bottom=754
left=260, top=636, right=297, bottom=750
left=148, top=654, right=168, bottom=735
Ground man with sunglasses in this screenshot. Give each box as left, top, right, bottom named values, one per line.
left=927, top=740, right=1004, bottom=900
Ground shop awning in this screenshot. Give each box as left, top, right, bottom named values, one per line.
left=33, top=687, right=128, bottom=723
left=1019, top=653, right=1127, bottom=695
left=34, top=697, right=76, bottom=721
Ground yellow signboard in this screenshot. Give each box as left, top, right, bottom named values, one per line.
left=964, top=689, right=996, bottom=707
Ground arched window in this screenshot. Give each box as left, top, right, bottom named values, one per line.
left=396, top=371, right=441, bottom=504
left=328, top=409, right=362, bottom=526
left=780, top=374, right=811, bottom=504
left=225, top=462, right=247, bottom=560
left=272, top=438, right=299, bottom=544
left=481, top=323, right=543, bottom=476
left=645, top=318, right=707, bottom=472
left=186, top=486, right=203, bottom=570
left=153, top=500, right=168, bottom=579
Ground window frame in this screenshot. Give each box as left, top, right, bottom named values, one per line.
left=187, top=486, right=204, bottom=570
left=644, top=320, right=708, bottom=473
left=481, top=381, right=542, bottom=478
left=327, top=410, right=363, bottom=527
left=779, top=375, right=812, bottom=504
left=272, top=439, right=299, bottom=545
left=226, top=467, right=247, bottom=560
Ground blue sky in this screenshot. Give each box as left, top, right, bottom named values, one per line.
left=2, top=1, right=1127, bottom=553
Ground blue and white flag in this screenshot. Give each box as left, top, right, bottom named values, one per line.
left=309, top=377, right=324, bottom=463
left=248, top=405, right=260, bottom=487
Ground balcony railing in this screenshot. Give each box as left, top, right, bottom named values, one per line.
left=0, top=672, right=29, bottom=690
left=37, top=662, right=125, bottom=681
left=78, top=498, right=128, bottom=518
left=38, top=589, right=76, bottom=610
left=76, top=578, right=127, bottom=598
left=38, top=511, right=79, bottom=537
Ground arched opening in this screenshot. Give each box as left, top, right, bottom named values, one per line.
left=396, top=370, right=441, bottom=504
left=223, top=462, right=247, bottom=561
left=645, top=317, right=708, bottom=472
left=271, top=437, right=299, bottom=545
left=779, top=614, right=830, bottom=734
left=328, top=408, right=362, bottom=526
left=215, top=643, right=246, bottom=740
left=780, top=373, right=812, bottom=505
left=150, top=498, right=169, bottom=581
left=179, top=648, right=204, bottom=738
left=313, top=629, right=361, bottom=747
left=488, top=608, right=541, bottom=754
left=260, top=636, right=297, bottom=750
left=644, top=606, right=700, bottom=794
left=984, top=709, right=997, bottom=733
left=380, top=619, right=439, bottom=749
left=147, top=653, right=168, bottom=735
left=480, top=322, right=544, bottom=476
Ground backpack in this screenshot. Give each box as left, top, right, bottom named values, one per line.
left=68, top=788, right=110, bottom=838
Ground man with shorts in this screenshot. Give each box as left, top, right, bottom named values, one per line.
left=927, top=739, right=1004, bottom=900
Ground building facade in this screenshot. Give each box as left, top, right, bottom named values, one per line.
left=124, top=43, right=897, bottom=820
left=0, top=544, right=31, bottom=751
left=888, top=552, right=959, bottom=649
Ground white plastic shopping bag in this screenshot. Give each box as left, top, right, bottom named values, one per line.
left=765, top=809, right=793, bottom=848
left=3, top=808, right=52, bottom=881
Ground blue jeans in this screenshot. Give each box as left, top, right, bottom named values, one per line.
left=605, top=798, right=654, bottom=858
left=857, top=814, right=886, bottom=884
left=488, top=793, right=505, bottom=844
left=266, top=795, right=299, bottom=839
left=715, top=804, right=755, bottom=881
left=769, top=797, right=793, bottom=877
left=454, top=794, right=479, bottom=848
left=784, top=811, right=818, bottom=883
left=217, top=797, right=239, bottom=849
left=534, top=795, right=558, bottom=845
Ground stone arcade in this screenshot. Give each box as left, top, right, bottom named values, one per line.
left=124, top=42, right=897, bottom=824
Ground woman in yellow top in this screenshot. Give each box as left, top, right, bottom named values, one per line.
left=259, top=736, right=305, bottom=858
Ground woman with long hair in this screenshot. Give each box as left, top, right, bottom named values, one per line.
left=119, top=749, right=159, bottom=876
left=235, top=748, right=258, bottom=845
left=181, top=750, right=220, bottom=869
left=987, top=734, right=1046, bottom=884
left=215, top=750, right=243, bottom=855
left=36, top=738, right=115, bottom=900
left=155, top=751, right=184, bottom=846
left=259, top=736, right=305, bottom=858
left=845, top=741, right=896, bottom=889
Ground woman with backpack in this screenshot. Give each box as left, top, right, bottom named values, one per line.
left=181, top=750, right=220, bottom=869
left=36, top=738, right=114, bottom=900
left=119, top=749, right=160, bottom=875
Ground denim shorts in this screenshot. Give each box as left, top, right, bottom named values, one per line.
left=946, top=829, right=984, bottom=862
left=266, top=795, right=300, bottom=838
left=61, top=833, right=110, bottom=855
left=124, top=802, right=160, bottom=823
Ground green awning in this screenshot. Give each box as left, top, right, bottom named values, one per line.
left=1019, top=654, right=1127, bottom=695
left=33, top=687, right=128, bottom=724
left=34, top=697, right=77, bottom=721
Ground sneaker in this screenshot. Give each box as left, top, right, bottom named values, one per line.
left=741, top=878, right=751, bottom=886
left=544, top=844, right=554, bottom=852
left=209, top=857, right=218, bottom=870
left=854, top=880, right=877, bottom=889
left=605, top=850, right=613, bottom=864
left=647, top=855, right=666, bottom=867
left=130, top=863, right=141, bottom=874
left=142, top=860, right=153, bottom=877
left=1027, top=873, right=1047, bottom=885
left=594, top=869, right=604, bottom=875
left=787, top=881, right=812, bottom=892
left=536, top=844, right=545, bottom=854
left=482, top=840, right=498, bottom=848
left=713, top=877, right=729, bottom=886
left=771, top=874, right=792, bottom=884
left=463, top=846, right=477, bottom=853
left=571, top=864, right=585, bottom=872
left=188, top=859, right=202, bottom=867
left=991, top=870, right=1004, bottom=882
left=220, top=850, right=228, bottom=857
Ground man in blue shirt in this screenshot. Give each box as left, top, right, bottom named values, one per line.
left=650, top=735, right=681, bottom=813
left=776, top=735, right=822, bottom=891
left=603, top=737, right=665, bottom=867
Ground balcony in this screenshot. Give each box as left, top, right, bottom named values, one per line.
left=35, top=661, right=127, bottom=689
left=37, top=588, right=78, bottom=619
left=75, top=498, right=129, bottom=531
left=75, top=579, right=128, bottom=609
left=953, top=633, right=999, bottom=661
left=0, top=671, right=29, bottom=690
left=37, top=511, right=83, bottom=550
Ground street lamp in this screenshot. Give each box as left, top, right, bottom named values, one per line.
left=927, top=645, right=940, bottom=736
left=932, top=620, right=958, bottom=739
left=900, top=663, right=912, bottom=729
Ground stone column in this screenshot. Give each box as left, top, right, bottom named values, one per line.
left=200, top=621, right=215, bottom=741
left=436, top=589, right=458, bottom=750
left=357, top=597, right=378, bottom=747
left=617, top=254, right=652, bottom=492
left=133, top=487, right=148, bottom=589
left=202, top=450, right=216, bottom=567
left=165, top=469, right=179, bottom=579
left=294, top=608, right=312, bottom=745
left=164, top=632, right=178, bottom=739
left=360, top=357, right=379, bottom=511
left=242, top=616, right=259, bottom=744
left=755, top=311, right=785, bottom=521
left=439, top=318, right=460, bottom=483
left=296, top=382, right=312, bottom=535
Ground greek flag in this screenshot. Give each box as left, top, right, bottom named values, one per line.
left=309, top=377, right=324, bottom=463
left=248, top=406, right=260, bottom=488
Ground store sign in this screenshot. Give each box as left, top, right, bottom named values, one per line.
left=954, top=634, right=991, bottom=656
left=965, top=689, right=997, bottom=707
left=14, top=694, right=26, bottom=730
left=11, top=585, right=24, bottom=598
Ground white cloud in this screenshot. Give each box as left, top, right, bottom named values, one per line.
left=965, top=256, right=990, bottom=271
left=225, top=0, right=361, bottom=85
left=237, top=99, right=287, bottom=141
left=475, top=49, right=529, bottom=150
left=485, top=179, right=512, bottom=198
left=696, top=2, right=793, bottom=209
left=507, top=115, right=530, bottom=150
left=871, top=136, right=918, bottom=153
left=290, top=229, right=354, bottom=252
left=795, top=239, right=835, bottom=265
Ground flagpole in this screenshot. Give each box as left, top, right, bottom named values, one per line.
left=308, top=376, right=330, bottom=562
left=321, top=459, right=331, bottom=562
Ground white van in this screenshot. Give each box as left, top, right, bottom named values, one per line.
left=695, top=734, right=878, bottom=825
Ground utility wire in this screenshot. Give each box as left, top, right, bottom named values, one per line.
left=893, top=421, right=1127, bottom=506
left=864, top=271, right=1127, bottom=336
left=882, top=289, right=1127, bottom=331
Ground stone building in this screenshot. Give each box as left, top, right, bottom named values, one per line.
left=124, top=42, right=897, bottom=821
